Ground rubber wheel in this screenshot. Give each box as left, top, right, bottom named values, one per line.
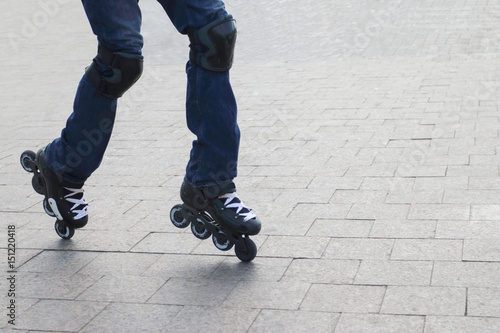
left=54, top=221, right=75, bottom=240
left=191, top=218, right=211, bottom=239
left=212, top=231, right=233, bottom=251
left=31, top=175, right=45, bottom=195
left=43, top=198, right=55, bottom=217
left=235, top=238, right=257, bottom=262
left=20, top=150, right=36, bottom=172
left=170, top=204, right=190, bottom=228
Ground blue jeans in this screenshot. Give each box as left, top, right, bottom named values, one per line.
left=45, top=0, right=240, bottom=188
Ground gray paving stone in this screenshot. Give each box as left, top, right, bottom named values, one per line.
left=15, top=225, right=91, bottom=251
left=289, top=203, right=352, bottom=221
left=447, top=165, right=499, bottom=177
left=20, top=272, right=99, bottom=300
left=424, top=316, right=500, bottom=333
left=18, top=250, right=99, bottom=276
left=432, top=262, right=500, bottom=287
left=148, top=277, right=239, bottom=307
left=79, top=252, right=162, bottom=277
left=345, top=164, right=398, bottom=177
left=347, top=203, right=409, bottom=220
left=390, top=239, right=463, bottom=261
left=308, top=176, right=363, bottom=191
left=223, top=280, right=311, bottom=310
left=444, top=189, right=500, bottom=204
left=143, top=254, right=225, bottom=280
left=258, top=216, right=313, bottom=236
left=81, top=303, right=182, bottom=333
left=381, top=286, right=466, bottom=316
left=467, top=288, right=500, bottom=317
left=273, top=188, right=333, bottom=205
left=16, top=300, right=108, bottom=331
left=249, top=310, right=340, bottom=333
left=0, top=212, right=42, bottom=231
left=413, top=176, right=468, bottom=190
left=330, top=189, right=387, bottom=204
left=470, top=204, right=500, bottom=220
left=258, top=235, right=330, bottom=259
left=130, top=232, right=201, bottom=254
left=369, top=219, right=436, bottom=239
left=421, top=154, right=469, bottom=166
left=87, top=198, right=143, bottom=223
left=463, top=239, right=500, bottom=261
left=121, top=203, right=182, bottom=234
left=164, top=306, right=260, bottom=333
left=385, top=190, right=444, bottom=204
left=301, top=284, right=386, bottom=313
left=71, top=230, right=149, bottom=252
left=354, top=260, right=432, bottom=286
left=210, top=257, right=291, bottom=282
left=408, top=204, right=470, bottom=220
left=435, top=220, right=500, bottom=239
left=5, top=195, right=46, bottom=218
left=306, top=219, right=374, bottom=238
left=323, top=238, right=395, bottom=260
left=396, top=165, right=447, bottom=177
left=469, top=176, right=500, bottom=190
left=256, top=176, right=313, bottom=189
left=335, top=313, right=425, bottom=333
left=283, top=258, right=359, bottom=284
left=77, top=275, right=166, bottom=303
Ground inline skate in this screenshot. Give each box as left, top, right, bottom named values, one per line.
left=20, top=148, right=88, bottom=239
left=170, top=181, right=261, bottom=262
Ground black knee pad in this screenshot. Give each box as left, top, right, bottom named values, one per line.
left=188, top=15, right=237, bottom=72
left=85, top=45, right=143, bottom=99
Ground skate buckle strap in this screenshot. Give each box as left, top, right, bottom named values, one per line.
left=219, top=192, right=256, bottom=222
left=64, top=187, right=88, bottom=220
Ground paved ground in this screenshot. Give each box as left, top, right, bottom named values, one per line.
left=1, top=0, right=500, bottom=332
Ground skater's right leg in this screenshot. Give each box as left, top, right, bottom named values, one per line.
left=41, top=0, right=144, bottom=226
left=45, top=0, right=144, bottom=183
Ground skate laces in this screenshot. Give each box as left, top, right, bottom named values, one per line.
left=64, top=187, right=88, bottom=220
left=219, top=192, right=256, bottom=222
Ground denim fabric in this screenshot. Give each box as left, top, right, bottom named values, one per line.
left=45, top=0, right=239, bottom=187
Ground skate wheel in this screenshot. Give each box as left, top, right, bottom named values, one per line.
left=191, top=218, right=211, bottom=239
left=43, top=198, right=55, bottom=217
left=20, top=150, right=37, bottom=172
left=212, top=230, right=233, bottom=251
left=235, top=238, right=257, bottom=262
left=170, top=204, right=190, bottom=228
left=54, top=221, right=74, bottom=240
left=32, top=174, right=45, bottom=195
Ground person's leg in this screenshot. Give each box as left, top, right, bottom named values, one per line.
left=158, top=0, right=260, bottom=236
left=157, top=0, right=239, bottom=188
left=45, top=0, right=144, bottom=184
left=38, top=0, right=144, bottom=228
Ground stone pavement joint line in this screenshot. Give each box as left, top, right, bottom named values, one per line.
left=1, top=0, right=500, bottom=332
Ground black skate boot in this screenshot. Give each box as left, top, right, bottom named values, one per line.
left=169, top=181, right=261, bottom=262
left=180, top=181, right=261, bottom=235
left=20, top=148, right=88, bottom=239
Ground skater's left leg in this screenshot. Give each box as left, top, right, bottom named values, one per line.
left=158, top=0, right=261, bottom=235
left=157, top=0, right=239, bottom=188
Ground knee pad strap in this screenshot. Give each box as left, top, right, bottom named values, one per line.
left=85, top=45, right=143, bottom=99
left=188, top=15, right=237, bottom=72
